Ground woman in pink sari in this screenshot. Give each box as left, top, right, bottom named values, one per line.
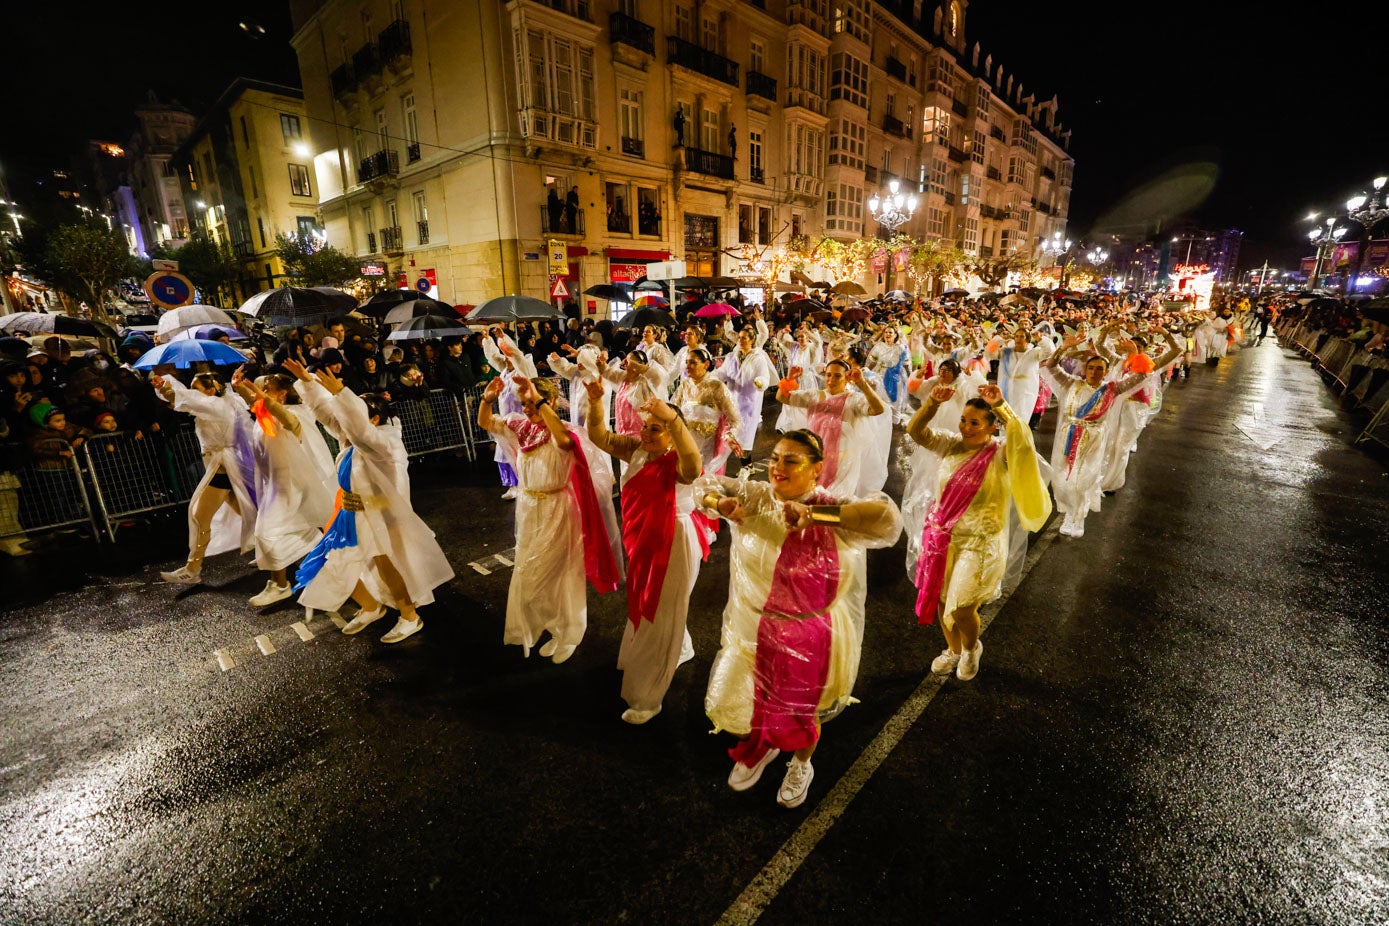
left=773, top=359, right=886, bottom=497
left=697, top=431, right=901, bottom=809
left=904, top=383, right=1052, bottom=681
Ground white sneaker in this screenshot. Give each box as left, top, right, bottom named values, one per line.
left=957, top=640, right=983, bottom=681
left=677, top=630, right=695, bottom=667
left=342, top=606, right=389, bottom=635
left=539, top=636, right=560, bottom=658
left=621, top=704, right=662, bottom=725
left=249, top=581, right=293, bottom=608
left=777, top=758, right=815, bottom=809
left=380, top=616, right=423, bottom=643
left=931, top=648, right=962, bottom=674
left=550, top=643, right=577, bottom=664
left=728, top=748, right=781, bottom=792
left=501, top=486, right=519, bottom=500
left=160, top=566, right=201, bottom=585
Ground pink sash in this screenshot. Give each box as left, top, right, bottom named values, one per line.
left=806, top=392, right=849, bottom=488
left=913, top=443, right=999, bottom=624
left=615, top=381, right=643, bottom=436
left=621, top=451, right=677, bottom=628
left=765, top=488, right=841, bottom=617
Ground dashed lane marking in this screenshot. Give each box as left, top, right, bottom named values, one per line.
left=328, top=612, right=346, bottom=630
left=469, top=563, right=492, bottom=576
left=466, top=547, right=518, bottom=577
left=254, top=635, right=276, bottom=656
left=290, top=621, right=314, bottom=642
left=213, top=649, right=236, bottom=672
left=716, top=517, right=1061, bottom=926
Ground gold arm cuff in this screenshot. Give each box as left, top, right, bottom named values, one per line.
left=808, top=505, right=842, bottom=524
left=702, top=491, right=723, bottom=512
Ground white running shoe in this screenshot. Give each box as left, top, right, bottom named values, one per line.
left=677, top=629, right=695, bottom=667
left=957, top=640, right=983, bottom=681
left=380, top=617, right=423, bottom=644
left=539, top=636, right=560, bottom=658
left=777, top=758, right=815, bottom=808
left=728, top=748, right=781, bottom=792
left=550, top=643, right=577, bottom=664
left=341, top=606, right=388, bottom=635
left=159, top=566, right=201, bottom=585
left=501, top=487, right=520, bottom=500
left=931, top=648, right=962, bottom=674
left=621, top=704, right=662, bottom=725
left=249, top=581, right=293, bottom=608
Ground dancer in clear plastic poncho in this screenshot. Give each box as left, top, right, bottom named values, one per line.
left=229, top=368, right=335, bottom=608
left=866, top=324, right=910, bottom=422
left=1040, top=328, right=1182, bottom=538
left=479, top=374, right=620, bottom=664
left=1091, top=321, right=1175, bottom=495
left=986, top=324, right=1055, bottom=428
left=697, top=430, right=901, bottom=809
left=152, top=371, right=258, bottom=585
left=673, top=347, right=743, bottom=475
left=713, top=326, right=774, bottom=463
left=582, top=379, right=703, bottom=725
left=284, top=360, right=455, bottom=644
left=548, top=343, right=611, bottom=428
left=482, top=326, right=539, bottom=500
left=905, top=383, right=1051, bottom=681
left=772, top=324, right=823, bottom=433
left=774, top=358, right=885, bottom=497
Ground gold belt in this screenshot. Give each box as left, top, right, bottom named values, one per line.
left=524, top=487, right=560, bottom=499
left=340, top=490, right=366, bottom=512
left=686, top=420, right=717, bottom=435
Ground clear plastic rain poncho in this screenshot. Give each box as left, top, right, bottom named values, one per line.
left=696, top=475, right=901, bottom=755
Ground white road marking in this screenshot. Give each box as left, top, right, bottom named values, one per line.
left=716, top=520, right=1061, bottom=926
left=213, top=649, right=236, bottom=672
left=469, top=563, right=491, bottom=575
left=254, top=635, right=276, bottom=656
left=494, top=554, right=513, bottom=567
left=290, top=621, right=314, bottom=642
left=328, top=613, right=347, bottom=630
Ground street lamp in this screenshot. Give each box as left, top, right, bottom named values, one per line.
left=1307, top=217, right=1347, bottom=290
left=866, top=179, right=918, bottom=232
left=1343, top=175, right=1388, bottom=292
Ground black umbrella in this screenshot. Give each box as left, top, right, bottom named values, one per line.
left=839, top=306, right=872, bottom=324
left=616, top=307, right=678, bottom=329
left=359, top=289, right=428, bottom=319
left=584, top=283, right=633, bottom=302
left=239, top=286, right=357, bottom=326
left=1018, top=287, right=1047, bottom=299
left=671, top=275, right=710, bottom=289
left=631, top=276, right=666, bottom=292
left=884, top=289, right=913, bottom=302
left=466, top=294, right=562, bottom=322
left=385, top=314, right=469, bottom=341
left=0, top=312, right=118, bottom=339
left=941, top=288, right=970, bottom=298
left=382, top=296, right=460, bottom=325
left=1355, top=298, right=1389, bottom=323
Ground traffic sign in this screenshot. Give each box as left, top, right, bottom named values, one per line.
left=550, top=277, right=569, bottom=299
left=152, top=259, right=180, bottom=272
left=143, top=271, right=195, bottom=309
left=416, top=277, right=432, bottom=293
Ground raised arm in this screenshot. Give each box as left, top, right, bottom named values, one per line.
left=980, top=383, right=1050, bottom=530
left=515, top=376, right=572, bottom=452
left=848, top=366, right=886, bottom=417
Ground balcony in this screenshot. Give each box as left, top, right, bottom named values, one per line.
left=540, top=205, right=585, bottom=236
left=378, top=19, right=412, bottom=66
left=330, top=63, right=356, bottom=98
left=621, top=136, right=645, bottom=158
left=951, top=98, right=969, bottom=117
left=607, top=208, right=631, bottom=234
left=365, top=231, right=377, bottom=253
left=380, top=225, right=404, bottom=254
left=667, top=36, right=739, bottom=86
left=884, top=56, right=907, bottom=81
left=990, top=125, right=1006, bottom=141
left=979, top=245, right=994, bottom=258
left=750, top=165, right=765, bottom=184
left=947, top=145, right=967, bottom=163
left=1041, top=165, right=1056, bottom=180
left=232, top=240, right=254, bottom=258
left=684, top=146, right=735, bottom=180
left=417, top=220, right=429, bottom=245
left=407, top=142, right=421, bottom=163
left=943, top=192, right=955, bottom=205
left=986, top=165, right=1002, bottom=181
left=883, top=113, right=910, bottom=138
left=785, top=172, right=822, bottom=199
left=358, top=149, right=400, bottom=184
left=352, top=42, right=381, bottom=84
left=747, top=70, right=777, bottom=101
left=784, top=87, right=826, bottom=115
left=609, top=11, right=655, bottom=55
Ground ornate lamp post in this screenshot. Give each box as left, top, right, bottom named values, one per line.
left=1344, top=176, right=1389, bottom=292
left=1307, top=217, right=1348, bottom=291
left=866, top=179, right=918, bottom=232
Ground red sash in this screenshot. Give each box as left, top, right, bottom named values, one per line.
left=621, top=451, right=678, bottom=628
left=913, top=443, right=999, bottom=624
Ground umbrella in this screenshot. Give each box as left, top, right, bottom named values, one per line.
left=583, top=283, right=632, bottom=302
left=382, top=296, right=460, bottom=325
left=359, top=289, right=428, bottom=318
left=941, top=288, right=970, bottom=298
left=1018, top=287, right=1047, bottom=299
left=466, top=294, right=562, bottom=322
left=784, top=298, right=827, bottom=316
left=386, top=314, right=469, bottom=341
left=24, top=334, right=104, bottom=353
left=631, top=276, right=667, bottom=292
left=671, top=275, right=710, bottom=289
left=616, top=307, right=678, bottom=329
left=706, top=275, right=743, bottom=289
left=884, top=289, right=913, bottom=302
left=239, top=286, right=357, bottom=326
left=839, top=306, right=872, bottom=324
left=633, top=293, right=669, bottom=308
left=132, top=339, right=251, bottom=369
left=999, top=294, right=1036, bottom=308
left=0, top=312, right=117, bottom=339
left=831, top=280, right=868, bottom=295
left=170, top=324, right=248, bottom=342
left=790, top=270, right=815, bottom=287
left=1357, top=298, right=1389, bottom=323
left=693, top=302, right=740, bottom=318
left=155, top=305, right=236, bottom=340
left=773, top=281, right=804, bottom=292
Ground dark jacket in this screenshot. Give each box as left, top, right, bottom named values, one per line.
left=434, top=352, right=478, bottom=395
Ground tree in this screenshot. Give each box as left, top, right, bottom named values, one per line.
left=967, top=252, right=1036, bottom=292
left=24, top=219, right=137, bottom=320
left=273, top=233, right=361, bottom=288
left=907, top=238, right=968, bottom=295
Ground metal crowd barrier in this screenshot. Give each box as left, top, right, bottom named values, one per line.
left=394, top=389, right=474, bottom=461
left=82, top=430, right=188, bottom=541
left=1280, top=325, right=1389, bottom=450
left=0, top=441, right=98, bottom=544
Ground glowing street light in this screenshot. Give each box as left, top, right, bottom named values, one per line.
left=866, top=178, right=918, bottom=232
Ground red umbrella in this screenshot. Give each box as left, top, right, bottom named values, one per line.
left=693, top=302, right=741, bottom=318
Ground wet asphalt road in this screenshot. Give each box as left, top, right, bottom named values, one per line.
left=2, top=338, right=1387, bottom=925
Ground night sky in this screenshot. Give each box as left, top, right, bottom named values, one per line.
left=3, top=1, right=1381, bottom=268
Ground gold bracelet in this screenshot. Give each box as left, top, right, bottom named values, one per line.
left=702, top=491, right=722, bottom=512
left=808, top=505, right=842, bottom=524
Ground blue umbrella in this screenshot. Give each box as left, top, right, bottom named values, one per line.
left=132, top=339, right=251, bottom=369
left=170, top=324, right=249, bottom=342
